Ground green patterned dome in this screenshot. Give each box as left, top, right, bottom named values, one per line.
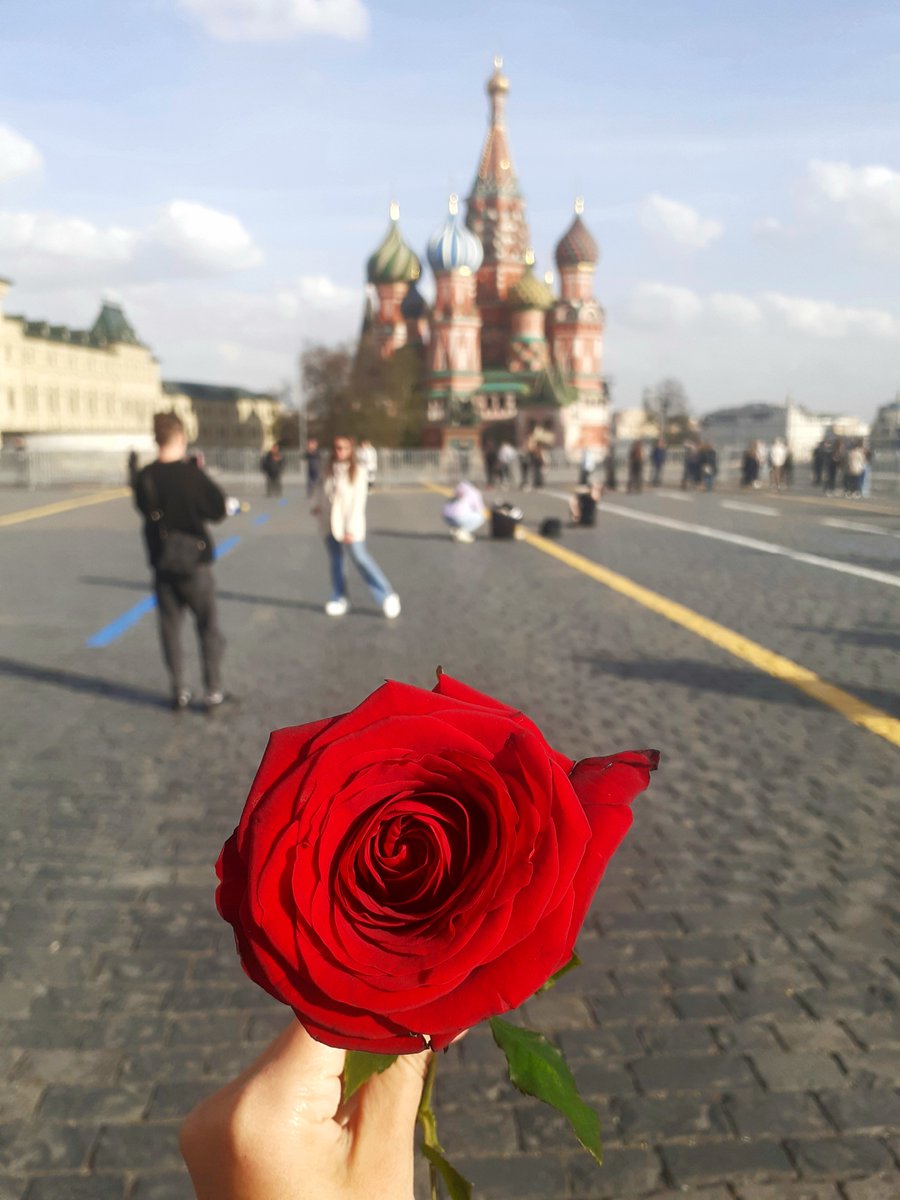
left=508, top=255, right=554, bottom=310
left=366, top=203, right=421, bottom=285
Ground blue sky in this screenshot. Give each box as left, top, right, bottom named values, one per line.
left=1, top=0, right=898, bottom=417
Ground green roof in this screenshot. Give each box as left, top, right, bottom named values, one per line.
left=163, top=380, right=277, bottom=404
left=91, top=302, right=139, bottom=346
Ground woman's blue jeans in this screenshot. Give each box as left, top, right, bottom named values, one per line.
left=325, top=535, right=393, bottom=605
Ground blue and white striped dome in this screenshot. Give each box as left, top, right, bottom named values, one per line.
left=427, top=195, right=484, bottom=276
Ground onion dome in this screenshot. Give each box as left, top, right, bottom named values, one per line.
left=400, top=280, right=428, bottom=319
left=427, top=195, right=484, bottom=276
left=366, top=202, right=421, bottom=285
left=554, top=197, right=600, bottom=269
left=508, top=250, right=554, bottom=310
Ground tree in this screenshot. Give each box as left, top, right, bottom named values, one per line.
left=301, top=339, right=425, bottom=447
left=643, top=377, right=693, bottom=445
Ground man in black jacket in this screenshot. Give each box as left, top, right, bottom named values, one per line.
left=134, top=412, right=228, bottom=711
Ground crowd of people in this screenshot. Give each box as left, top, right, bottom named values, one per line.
left=811, top=436, right=872, bottom=498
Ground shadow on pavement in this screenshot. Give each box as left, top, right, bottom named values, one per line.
left=366, top=528, right=449, bottom=541
left=574, top=655, right=820, bottom=708
left=0, top=656, right=169, bottom=709
left=80, top=575, right=323, bottom=613
left=791, top=624, right=900, bottom=652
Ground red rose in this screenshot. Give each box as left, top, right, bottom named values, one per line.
left=216, top=674, right=658, bottom=1053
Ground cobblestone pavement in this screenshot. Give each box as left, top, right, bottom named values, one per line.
left=0, top=479, right=897, bottom=1199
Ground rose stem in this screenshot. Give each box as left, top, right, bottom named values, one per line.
left=417, top=1052, right=441, bottom=1200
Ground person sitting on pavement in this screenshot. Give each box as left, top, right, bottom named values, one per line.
left=442, top=480, right=486, bottom=543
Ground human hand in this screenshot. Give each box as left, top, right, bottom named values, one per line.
left=343, top=535, right=354, bottom=544
left=180, top=1020, right=431, bottom=1200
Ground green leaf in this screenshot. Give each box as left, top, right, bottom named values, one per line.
left=422, top=1144, right=473, bottom=1200
left=341, top=1050, right=398, bottom=1103
left=490, top=1016, right=602, bottom=1164
left=538, top=951, right=582, bottom=993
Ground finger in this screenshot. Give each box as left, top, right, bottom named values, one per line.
left=248, top=1021, right=347, bottom=1128
left=348, top=1050, right=431, bottom=1181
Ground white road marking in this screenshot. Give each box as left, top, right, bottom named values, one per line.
left=546, top=492, right=900, bottom=589
left=656, top=490, right=695, bottom=502
left=721, top=500, right=779, bottom=517
left=821, top=517, right=900, bottom=540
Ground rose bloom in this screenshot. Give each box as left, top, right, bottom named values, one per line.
left=217, top=675, right=658, bottom=1053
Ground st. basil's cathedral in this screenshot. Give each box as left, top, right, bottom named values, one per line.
left=360, top=58, right=609, bottom=454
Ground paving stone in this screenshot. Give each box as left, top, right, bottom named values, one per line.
left=0, top=1123, right=93, bottom=1173
left=734, top=1184, right=842, bottom=1199
left=612, top=1094, right=730, bottom=1142
left=23, top=1177, right=126, bottom=1199
left=435, top=1105, right=518, bottom=1155
left=839, top=1051, right=900, bottom=1088
left=453, top=1152, right=567, bottom=1198
left=92, top=1124, right=183, bottom=1171
left=128, top=1173, right=196, bottom=1199
left=631, top=1054, right=758, bottom=1094
left=38, top=1085, right=148, bottom=1122
left=842, top=1174, right=900, bottom=1200
left=751, top=1051, right=848, bottom=1091
left=786, top=1135, right=895, bottom=1178
left=661, top=1139, right=795, bottom=1187
left=816, top=1088, right=900, bottom=1133
left=567, top=1145, right=663, bottom=1197
left=722, top=1089, right=832, bottom=1137
left=0, top=1182, right=23, bottom=1200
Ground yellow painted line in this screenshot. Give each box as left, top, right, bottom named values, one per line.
left=0, top=487, right=130, bottom=529
left=423, top=482, right=900, bottom=749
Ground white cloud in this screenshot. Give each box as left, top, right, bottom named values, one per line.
left=626, top=281, right=702, bottom=326
left=763, top=292, right=899, bottom=339
left=176, top=0, right=369, bottom=41
left=0, top=211, right=136, bottom=264
left=640, top=193, right=723, bottom=250
left=808, top=159, right=900, bottom=256
left=0, top=124, right=43, bottom=184
left=0, top=200, right=263, bottom=282
left=753, top=216, right=784, bottom=237
left=148, top=200, right=263, bottom=272
left=708, top=292, right=762, bottom=327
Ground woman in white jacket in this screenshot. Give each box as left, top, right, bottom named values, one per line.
left=312, top=436, right=400, bottom=618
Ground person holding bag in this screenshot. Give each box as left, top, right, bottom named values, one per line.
left=134, top=412, right=231, bottom=711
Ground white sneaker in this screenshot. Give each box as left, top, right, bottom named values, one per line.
left=382, top=593, right=401, bottom=619
left=325, top=598, right=349, bottom=617
left=455, top=529, right=475, bottom=543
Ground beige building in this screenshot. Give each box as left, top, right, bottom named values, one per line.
left=0, top=277, right=282, bottom=450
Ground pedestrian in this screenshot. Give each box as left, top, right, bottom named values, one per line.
left=627, top=440, right=644, bottom=493
left=134, top=412, right=232, bottom=712
left=740, top=441, right=759, bottom=488
left=784, top=448, right=794, bottom=489
left=305, top=437, right=322, bottom=498
left=442, top=480, right=486, bottom=543
left=483, top=441, right=499, bottom=488
left=812, top=439, right=827, bottom=487
left=127, top=450, right=139, bottom=490
left=769, top=437, right=788, bottom=490
left=312, top=435, right=400, bottom=619
left=861, top=445, right=873, bottom=498
left=681, top=440, right=696, bottom=490
left=699, top=441, right=717, bottom=491
left=650, top=438, right=667, bottom=486
left=497, top=440, right=517, bottom=486
left=518, top=441, right=531, bottom=490
left=357, top=438, right=378, bottom=489
left=825, top=438, right=843, bottom=495
left=845, top=442, right=866, bottom=497
left=260, top=443, right=284, bottom=498
left=578, top=445, right=596, bottom=486
left=605, top=441, right=618, bottom=491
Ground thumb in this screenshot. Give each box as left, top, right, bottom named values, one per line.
left=348, top=1050, right=432, bottom=1190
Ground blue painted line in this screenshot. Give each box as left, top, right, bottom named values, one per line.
left=215, top=535, right=241, bottom=560
left=87, top=535, right=243, bottom=648
left=86, top=594, right=157, bottom=648
left=277, top=497, right=288, bottom=507
left=253, top=513, right=270, bottom=527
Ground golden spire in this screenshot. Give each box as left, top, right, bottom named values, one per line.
left=389, top=200, right=400, bottom=222
left=524, top=247, right=535, bottom=267
left=574, top=196, right=585, bottom=216
left=448, top=193, right=459, bottom=216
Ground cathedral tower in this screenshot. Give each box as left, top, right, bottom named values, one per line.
left=551, top=199, right=604, bottom=404
left=425, top=195, right=484, bottom=424
left=465, top=57, right=530, bottom=368
left=365, top=203, right=421, bottom=359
